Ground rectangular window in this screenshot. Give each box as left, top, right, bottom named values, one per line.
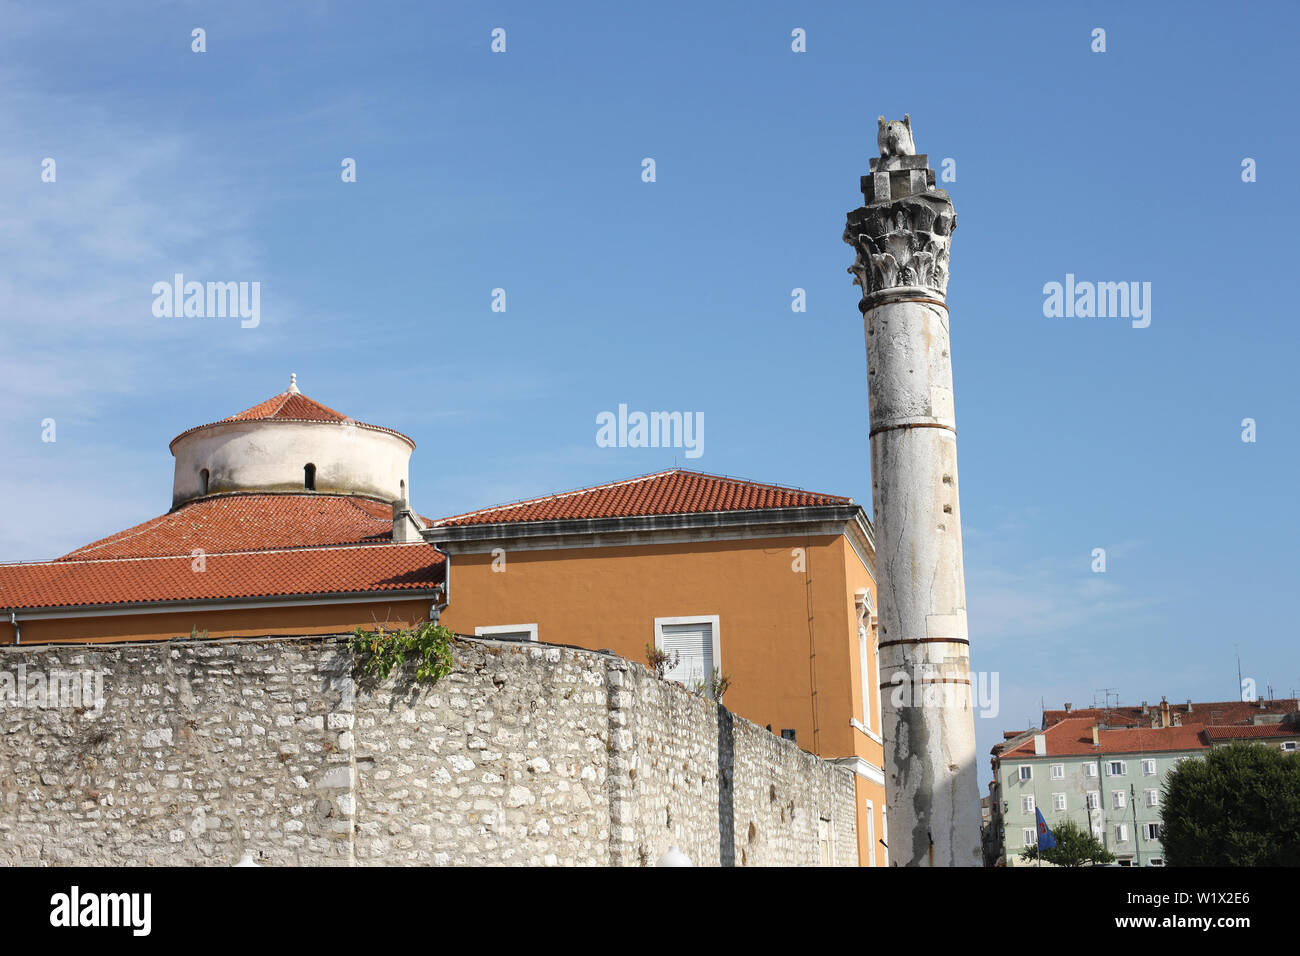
left=1086, top=791, right=1100, bottom=810
left=654, top=616, right=721, bottom=687
left=871, top=637, right=881, bottom=733
left=1050, top=763, right=1064, bottom=779
left=1143, top=823, right=1161, bottom=841
left=474, top=623, right=538, bottom=642
left=882, top=806, right=888, bottom=867
left=858, top=627, right=871, bottom=730
left=1019, top=765, right=1033, bottom=781
left=1115, top=824, right=1128, bottom=843
left=1112, top=790, right=1126, bottom=810
left=1083, top=762, right=1098, bottom=778
left=1108, top=760, right=1126, bottom=776
left=1021, top=795, right=1035, bottom=814
left=1145, top=788, right=1159, bottom=807
left=1023, top=828, right=1036, bottom=847
left=1053, top=792, right=1066, bottom=811
left=1142, top=759, right=1157, bottom=775
left=1149, top=858, right=1165, bottom=866
left=865, top=801, right=876, bottom=868
left=1283, top=742, right=1297, bottom=752
left=1092, top=825, right=1104, bottom=841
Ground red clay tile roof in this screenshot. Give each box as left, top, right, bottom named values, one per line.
left=3, top=469, right=848, bottom=614
left=0, top=543, right=442, bottom=611
left=1, top=494, right=442, bottom=612
left=432, top=469, right=853, bottom=527
left=1204, top=724, right=1299, bottom=740
left=225, top=390, right=352, bottom=424
left=1001, top=718, right=1210, bottom=758
left=1044, top=699, right=1299, bottom=728
left=59, top=494, right=431, bottom=561
left=169, top=388, right=415, bottom=450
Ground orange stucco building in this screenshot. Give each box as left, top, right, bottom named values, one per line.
left=0, top=382, right=887, bottom=865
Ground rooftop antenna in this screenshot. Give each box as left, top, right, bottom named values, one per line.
left=1236, top=644, right=1243, bottom=702
left=1093, top=688, right=1118, bottom=710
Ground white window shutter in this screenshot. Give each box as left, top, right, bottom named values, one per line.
left=660, top=622, right=713, bottom=686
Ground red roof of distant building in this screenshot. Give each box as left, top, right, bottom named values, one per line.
left=433, top=469, right=852, bottom=527
left=1001, top=718, right=1210, bottom=758
left=1204, top=724, right=1299, bottom=740
left=169, top=388, right=415, bottom=449
left=1043, top=699, right=1299, bottom=728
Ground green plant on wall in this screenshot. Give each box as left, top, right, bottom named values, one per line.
left=349, top=622, right=455, bottom=684
left=645, top=643, right=679, bottom=679
left=692, top=668, right=733, bottom=704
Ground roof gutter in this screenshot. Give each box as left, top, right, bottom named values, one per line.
left=6, top=588, right=446, bottom=621
left=428, top=504, right=872, bottom=546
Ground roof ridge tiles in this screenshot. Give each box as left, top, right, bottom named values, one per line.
left=432, top=468, right=853, bottom=526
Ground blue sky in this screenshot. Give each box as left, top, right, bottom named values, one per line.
left=2, top=0, right=1297, bottom=784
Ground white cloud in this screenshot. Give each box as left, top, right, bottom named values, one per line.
left=0, top=65, right=294, bottom=559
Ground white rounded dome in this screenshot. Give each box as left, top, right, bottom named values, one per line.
left=169, top=377, right=415, bottom=509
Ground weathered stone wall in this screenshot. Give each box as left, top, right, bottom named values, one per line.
left=0, top=636, right=857, bottom=866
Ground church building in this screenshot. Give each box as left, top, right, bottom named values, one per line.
left=0, top=377, right=888, bottom=866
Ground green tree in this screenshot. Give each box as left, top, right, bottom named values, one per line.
left=1018, top=819, right=1115, bottom=867
left=1161, top=742, right=1300, bottom=866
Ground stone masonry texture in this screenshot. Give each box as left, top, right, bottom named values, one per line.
left=0, top=636, right=856, bottom=866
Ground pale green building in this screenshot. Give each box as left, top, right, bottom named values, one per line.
left=986, top=717, right=1206, bottom=867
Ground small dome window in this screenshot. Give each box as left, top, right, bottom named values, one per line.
left=199, top=468, right=209, bottom=496
left=304, top=463, right=316, bottom=491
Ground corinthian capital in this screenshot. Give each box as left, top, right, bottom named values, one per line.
left=843, top=124, right=956, bottom=300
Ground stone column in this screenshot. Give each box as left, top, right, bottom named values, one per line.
left=843, top=118, right=981, bottom=866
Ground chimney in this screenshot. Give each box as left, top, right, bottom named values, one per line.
left=1033, top=734, right=1046, bottom=756
left=1160, top=697, right=1170, bottom=728
left=1186, top=699, right=1193, bottom=713
left=1091, top=725, right=1099, bottom=746
left=391, top=494, right=425, bottom=544
left=1064, top=702, right=1072, bottom=713
left=1141, top=700, right=1148, bottom=716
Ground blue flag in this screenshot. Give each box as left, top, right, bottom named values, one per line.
left=1035, top=807, right=1056, bottom=851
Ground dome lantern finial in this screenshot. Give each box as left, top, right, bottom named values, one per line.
left=288, top=373, right=299, bottom=394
